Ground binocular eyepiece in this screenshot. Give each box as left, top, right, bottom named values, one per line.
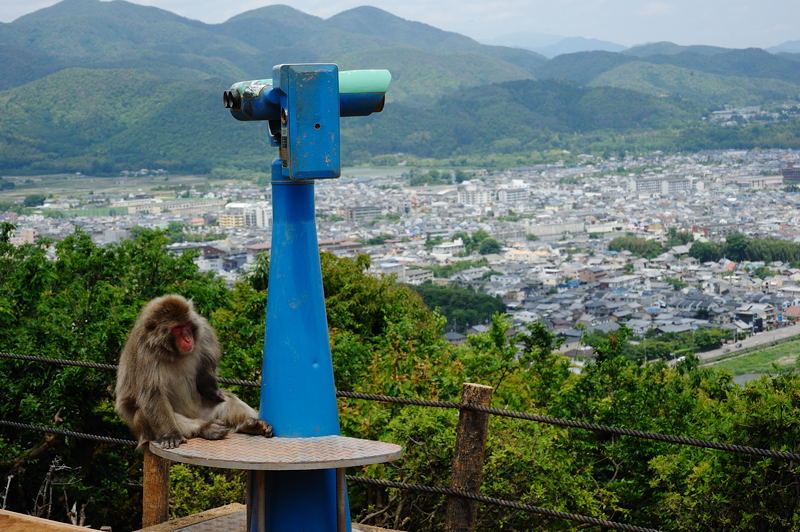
left=222, top=89, right=241, bottom=111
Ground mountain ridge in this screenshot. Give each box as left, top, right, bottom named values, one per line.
left=0, top=1, right=798, bottom=174
left=0, top=0, right=545, bottom=99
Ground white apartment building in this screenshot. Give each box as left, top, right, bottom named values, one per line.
left=635, top=177, right=692, bottom=196
left=497, top=187, right=528, bottom=203
left=220, top=202, right=270, bottom=228
left=457, top=181, right=492, bottom=205
left=432, top=238, right=466, bottom=258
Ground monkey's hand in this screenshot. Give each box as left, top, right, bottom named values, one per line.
left=237, top=418, right=274, bottom=438
left=199, top=421, right=230, bottom=440
left=157, top=432, right=186, bottom=449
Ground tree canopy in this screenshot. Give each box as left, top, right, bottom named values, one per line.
left=410, top=283, right=506, bottom=332
left=690, top=233, right=800, bottom=265
left=0, top=228, right=798, bottom=531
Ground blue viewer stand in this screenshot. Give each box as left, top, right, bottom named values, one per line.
left=230, top=64, right=392, bottom=531
left=252, top=158, right=344, bottom=531
left=149, top=63, right=397, bottom=532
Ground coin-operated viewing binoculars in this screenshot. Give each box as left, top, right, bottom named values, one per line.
left=223, top=64, right=391, bottom=179
left=221, top=63, right=395, bottom=532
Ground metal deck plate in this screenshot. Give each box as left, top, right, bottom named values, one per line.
left=176, top=511, right=244, bottom=531
left=150, top=433, right=402, bottom=470
left=172, top=510, right=400, bottom=532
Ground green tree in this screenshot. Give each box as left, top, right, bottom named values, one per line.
left=0, top=221, right=15, bottom=243
left=664, top=277, right=687, bottom=290
left=725, top=233, right=749, bottom=261
left=514, top=321, right=569, bottom=406
left=0, top=228, right=229, bottom=530
left=752, top=265, right=777, bottom=279
left=609, top=234, right=665, bottom=258
left=689, top=241, right=723, bottom=262
left=462, top=313, right=519, bottom=391
left=22, top=193, right=47, bottom=207
left=478, top=237, right=502, bottom=255
left=411, top=282, right=505, bottom=332
left=365, top=234, right=393, bottom=245
left=424, top=235, right=444, bottom=250
left=582, top=324, right=633, bottom=363
left=665, top=227, right=694, bottom=247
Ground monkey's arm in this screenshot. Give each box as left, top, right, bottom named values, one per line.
left=195, top=356, right=225, bottom=406
left=139, top=388, right=193, bottom=449
left=141, top=387, right=232, bottom=448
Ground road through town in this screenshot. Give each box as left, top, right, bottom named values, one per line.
left=699, top=323, right=800, bottom=365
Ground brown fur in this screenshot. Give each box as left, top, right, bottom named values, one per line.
left=115, top=294, right=272, bottom=449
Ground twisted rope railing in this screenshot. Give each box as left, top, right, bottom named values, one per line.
left=2, top=351, right=798, bottom=461
left=336, top=391, right=800, bottom=461
left=346, top=476, right=662, bottom=532
left=0, top=351, right=118, bottom=371
left=0, top=419, right=663, bottom=531
left=5, top=350, right=799, bottom=532
left=0, top=420, right=136, bottom=446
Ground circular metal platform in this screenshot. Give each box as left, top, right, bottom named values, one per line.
left=149, top=433, right=402, bottom=471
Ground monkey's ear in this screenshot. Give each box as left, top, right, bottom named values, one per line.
left=145, top=320, right=157, bottom=331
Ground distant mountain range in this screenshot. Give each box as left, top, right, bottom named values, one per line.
left=0, top=0, right=545, bottom=98
left=488, top=32, right=626, bottom=57
left=769, top=41, right=800, bottom=54
left=489, top=33, right=799, bottom=59
left=0, top=0, right=798, bottom=174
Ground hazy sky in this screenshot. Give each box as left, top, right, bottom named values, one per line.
left=2, top=0, right=798, bottom=49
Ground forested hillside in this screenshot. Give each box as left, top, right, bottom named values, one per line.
left=591, top=62, right=800, bottom=106
left=0, top=0, right=542, bottom=97
left=0, top=0, right=799, bottom=174
left=0, top=226, right=798, bottom=531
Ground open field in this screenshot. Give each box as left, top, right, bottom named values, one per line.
left=712, top=338, right=800, bottom=375
left=0, top=173, right=229, bottom=202
left=697, top=324, right=800, bottom=362
left=0, top=167, right=405, bottom=204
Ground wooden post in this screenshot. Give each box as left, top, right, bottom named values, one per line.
left=445, top=383, right=493, bottom=532
left=142, top=446, right=171, bottom=528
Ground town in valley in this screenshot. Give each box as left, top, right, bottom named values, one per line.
left=4, top=148, right=800, bottom=374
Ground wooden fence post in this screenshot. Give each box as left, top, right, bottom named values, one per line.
left=445, top=382, right=493, bottom=532
left=142, top=446, right=171, bottom=528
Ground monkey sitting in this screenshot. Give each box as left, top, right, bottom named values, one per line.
left=115, top=294, right=272, bottom=449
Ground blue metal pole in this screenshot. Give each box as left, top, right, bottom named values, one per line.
left=249, top=158, right=350, bottom=531
left=261, top=159, right=340, bottom=437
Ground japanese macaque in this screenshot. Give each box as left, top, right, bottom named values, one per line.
left=115, top=294, right=272, bottom=449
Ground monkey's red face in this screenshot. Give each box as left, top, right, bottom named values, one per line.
left=170, top=322, right=195, bottom=354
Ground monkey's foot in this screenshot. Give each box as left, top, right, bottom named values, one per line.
left=157, top=433, right=186, bottom=449
left=237, top=418, right=273, bottom=438
left=199, top=422, right=230, bottom=440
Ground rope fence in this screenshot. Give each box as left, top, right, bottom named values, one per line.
left=346, top=476, right=662, bottom=532
left=0, top=420, right=136, bottom=447
left=2, top=350, right=798, bottom=532
left=3, top=351, right=797, bottom=462
left=0, top=419, right=662, bottom=532
left=337, top=391, right=800, bottom=462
